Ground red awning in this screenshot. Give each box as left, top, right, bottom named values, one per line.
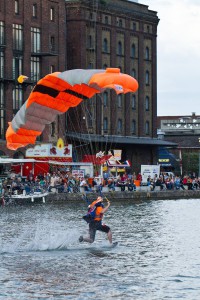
left=82, top=155, right=112, bottom=165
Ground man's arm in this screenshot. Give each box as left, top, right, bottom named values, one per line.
left=101, top=199, right=110, bottom=214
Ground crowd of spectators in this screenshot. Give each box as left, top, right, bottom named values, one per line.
left=1, top=170, right=200, bottom=197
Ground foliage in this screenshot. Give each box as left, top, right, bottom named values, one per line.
left=182, top=152, right=199, bottom=176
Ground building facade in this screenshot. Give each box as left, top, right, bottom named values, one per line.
left=0, top=0, right=66, bottom=158
left=0, top=0, right=175, bottom=174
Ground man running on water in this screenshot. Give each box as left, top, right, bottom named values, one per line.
left=79, top=196, right=113, bottom=244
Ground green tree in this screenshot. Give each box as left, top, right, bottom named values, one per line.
left=182, top=152, right=199, bottom=176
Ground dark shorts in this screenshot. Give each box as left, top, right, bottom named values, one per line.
left=89, top=221, right=110, bottom=242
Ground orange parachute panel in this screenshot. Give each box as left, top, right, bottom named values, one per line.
left=6, top=68, right=139, bottom=150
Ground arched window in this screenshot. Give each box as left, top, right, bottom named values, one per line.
left=131, top=44, right=135, bottom=58
left=145, top=47, right=149, bottom=60
left=118, top=41, right=122, bottom=55
left=105, top=16, right=108, bottom=24
left=103, top=117, right=108, bottom=131
left=117, top=119, right=122, bottom=133
left=132, top=95, right=136, bottom=110
left=117, top=94, right=122, bottom=108
left=119, top=19, right=123, bottom=27
left=145, top=70, right=150, bottom=85
left=103, top=38, right=108, bottom=52
left=145, top=96, right=150, bottom=111
left=145, top=121, right=150, bottom=135
left=33, top=4, right=37, bottom=17
left=131, top=120, right=136, bottom=134
left=103, top=92, right=108, bottom=107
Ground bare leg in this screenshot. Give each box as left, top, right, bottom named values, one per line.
left=107, top=230, right=112, bottom=244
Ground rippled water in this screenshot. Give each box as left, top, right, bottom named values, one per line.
left=1, top=198, right=200, bottom=299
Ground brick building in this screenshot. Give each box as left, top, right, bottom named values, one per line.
left=0, top=0, right=175, bottom=174
left=0, top=0, right=66, bottom=158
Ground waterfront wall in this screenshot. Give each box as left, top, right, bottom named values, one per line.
left=2, top=190, right=200, bottom=206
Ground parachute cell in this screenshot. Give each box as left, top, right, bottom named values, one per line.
left=6, top=68, right=138, bottom=150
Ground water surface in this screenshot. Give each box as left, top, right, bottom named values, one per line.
left=1, top=199, right=200, bottom=299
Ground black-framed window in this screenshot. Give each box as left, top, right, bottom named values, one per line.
left=103, top=92, right=108, bottom=107
left=145, top=121, right=150, bottom=135
left=31, top=27, right=41, bottom=53
left=13, top=85, right=23, bottom=112
left=50, top=36, right=55, bottom=52
left=103, top=117, right=108, bottom=131
left=145, top=96, right=150, bottom=111
left=0, top=51, right=4, bottom=78
left=15, top=0, right=19, bottom=14
left=33, top=4, right=37, bottom=18
left=145, top=47, right=150, bottom=60
left=31, top=56, right=40, bottom=82
left=50, top=7, right=55, bottom=21
left=103, top=38, right=108, bottom=52
left=145, top=70, right=150, bottom=85
left=0, top=83, right=4, bottom=139
left=132, top=95, right=136, bottom=110
left=13, top=24, right=23, bottom=51
left=131, top=120, right=136, bottom=134
left=117, top=41, right=122, bottom=55
left=117, top=119, right=122, bottom=134
left=117, top=94, right=122, bottom=108
left=131, top=43, right=135, bottom=58
left=131, top=68, right=136, bottom=78
left=0, top=21, right=5, bottom=45
left=12, top=55, right=23, bottom=79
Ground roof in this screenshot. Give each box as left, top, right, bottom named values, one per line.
left=65, top=132, right=177, bottom=147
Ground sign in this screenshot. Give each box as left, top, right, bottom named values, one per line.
left=141, top=165, right=160, bottom=182
left=72, top=169, right=85, bottom=178
left=26, top=143, right=72, bottom=158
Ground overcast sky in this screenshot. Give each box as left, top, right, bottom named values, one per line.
left=138, top=0, right=200, bottom=116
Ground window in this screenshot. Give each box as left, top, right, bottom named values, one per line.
left=105, top=16, right=108, bottom=24
left=33, top=4, right=37, bottom=18
left=103, top=92, right=108, bottom=107
left=0, top=21, right=5, bottom=45
left=103, top=63, right=107, bottom=69
left=88, top=111, right=93, bottom=127
left=0, top=83, right=4, bottom=139
left=50, top=122, right=56, bottom=137
left=0, top=51, right=4, bottom=78
left=31, top=56, right=40, bottom=81
left=12, top=55, right=23, bottom=79
left=131, top=120, right=136, bottom=134
left=103, top=38, right=108, bottom=52
left=131, top=95, right=136, bottom=110
left=103, top=117, right=108, bottom=131
left=132, top=22, right=136, bottom=31
left=50, top=7, right=55, bottom=21
left=50, top=65, right=55, bottom=73
left=88, top=62, right=94, bottom=69
left=31, top=27, right=41, bottom=53
left=15, top=0, right=19, bottom=14
left=145, top=47, right=149, bottom=60
left=145, top=96, right=150, bottom=111
left=119, top=19, right=123, bottom=27
left=50, top=36, right=55, bottom=52
left=117, top=94, right=122, bottom=108
left=13, top=24, right=23, bottom=51
left=145, top=121, right=150, bottom=135
left=117, top=119, right=122, bottom=133
left=145, top=70, right=150, bottom=85
left=131, top=68, right=136, bottom=78
left=131, top=44, right=135, bottom=58
left=13, top=85, right=23, bottom=112
left=117, top=41, right=122, bottom=55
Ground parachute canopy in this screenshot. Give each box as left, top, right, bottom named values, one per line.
left=6, top=68, right=139, bottom=150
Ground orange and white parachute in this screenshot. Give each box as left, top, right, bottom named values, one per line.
left=6, top=68, right=139, bottom=150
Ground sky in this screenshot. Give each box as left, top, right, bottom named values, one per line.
left=137, top=0, right=200, bottom=116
